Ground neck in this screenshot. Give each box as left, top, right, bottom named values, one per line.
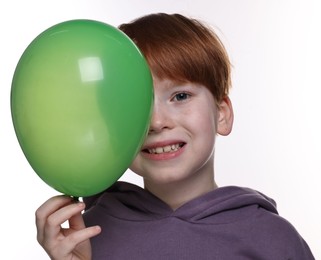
left=144, top=170, right=218, bottom=210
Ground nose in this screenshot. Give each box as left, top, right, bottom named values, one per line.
left=148, top=99, right=172, bottom=134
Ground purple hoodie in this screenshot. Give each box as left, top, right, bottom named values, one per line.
left=83, top=182, right=314, bottom=259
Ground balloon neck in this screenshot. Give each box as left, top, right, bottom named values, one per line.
left=72, top=196, right=79, bottom=202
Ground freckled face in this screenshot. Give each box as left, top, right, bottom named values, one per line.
left=130, top=77, right=219, bottom=185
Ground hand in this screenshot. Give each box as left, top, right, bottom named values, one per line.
left=35, top=195, right=101, bottom=260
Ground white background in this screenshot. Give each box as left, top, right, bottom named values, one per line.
left=1, top=0, right=320, bottom=259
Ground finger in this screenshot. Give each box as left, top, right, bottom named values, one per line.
left=63, top=225, right=102, bottom=253
left=68, top=207, right=87, bottom=231
left=36, top=195, right=73, bottom=243
left=44, top=202, right=85, bottom=241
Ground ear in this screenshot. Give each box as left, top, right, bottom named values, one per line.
left=217, top=96, right=234, bottom=136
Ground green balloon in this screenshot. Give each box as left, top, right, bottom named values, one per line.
left=11, top=20, right=153, bottom=197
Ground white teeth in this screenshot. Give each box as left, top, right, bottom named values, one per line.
left=156, top=147, right=163, bottom=154
left=148, top=143, right=181, bottom=154
left=163, top=145, right=172, bottom=152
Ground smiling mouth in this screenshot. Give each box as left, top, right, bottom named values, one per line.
left=143, top=143, right=185, bottom=154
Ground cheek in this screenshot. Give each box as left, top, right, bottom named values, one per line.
left=191, top=109, right=218, bottom=157
left=198, top=113, right=218, bottom=158
left=192, top=108, right=218, bottom=135
left=129, top=157, right=140, bottom=174
left=129, top=154, right=147, bottom=178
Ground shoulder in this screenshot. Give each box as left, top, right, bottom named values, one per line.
left=219, top=186, right=315, bottom=259
left=245, top=197, right=315, bottom=259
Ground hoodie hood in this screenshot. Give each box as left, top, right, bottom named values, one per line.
left=83, top=182, right=314, bottom=260
left=84, top=181, right=278, bottom=222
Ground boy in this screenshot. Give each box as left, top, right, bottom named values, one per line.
left=36, top=13, right=315, bottom=259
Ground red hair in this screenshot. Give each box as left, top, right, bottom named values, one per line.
left=119, top=13, right=231, bottom=104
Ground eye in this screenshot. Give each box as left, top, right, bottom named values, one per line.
left=173, top=92, right=191, bottom=102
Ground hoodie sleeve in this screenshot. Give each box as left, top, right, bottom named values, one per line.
left=286, top=225, right=315, bottom=259
left=262, top=212, right=315, bottom=259
left=293, top=238, right=315, bottom=260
